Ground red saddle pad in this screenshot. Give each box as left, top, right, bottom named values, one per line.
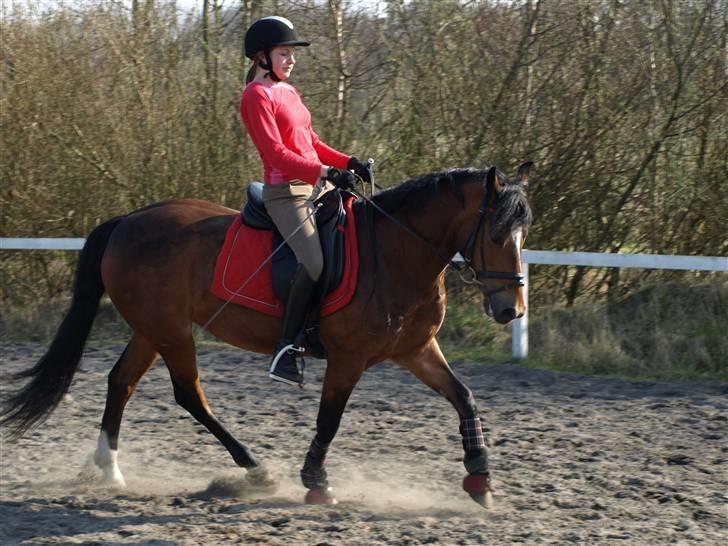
left=210, top=195, right=359, bottom=317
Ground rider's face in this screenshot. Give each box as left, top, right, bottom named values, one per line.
left=269, top=46, right=296, bottom=81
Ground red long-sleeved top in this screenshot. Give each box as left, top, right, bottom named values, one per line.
left=240, top=81, right=350, bottom=185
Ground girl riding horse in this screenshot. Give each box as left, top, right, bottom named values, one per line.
left=241, top=16, right=371, bottom=386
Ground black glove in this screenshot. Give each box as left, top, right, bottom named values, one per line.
left=347, top=157, right=372, bottom=183
left=326, top=167, right=357, bottom=190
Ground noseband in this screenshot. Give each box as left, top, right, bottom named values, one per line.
left=451, top=190, right=524, bottom=298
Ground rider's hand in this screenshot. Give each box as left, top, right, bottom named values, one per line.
left=347, top=157, right=372, bottom=183
left=326, top=168, right=357, bottom=190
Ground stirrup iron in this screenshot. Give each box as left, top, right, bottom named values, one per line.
left=269, top=343, right=305, bottom=386
left=269, top=344, right=304, bottom=371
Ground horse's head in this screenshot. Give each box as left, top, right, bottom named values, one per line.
left=454, top=162, right=533, bottom=324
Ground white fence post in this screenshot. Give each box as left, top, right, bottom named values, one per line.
left=511, top=262, right=528, bottom=359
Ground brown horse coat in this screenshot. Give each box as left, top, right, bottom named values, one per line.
left=2, top=164, right=533, bottom=506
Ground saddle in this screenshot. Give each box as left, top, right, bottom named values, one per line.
left=243, top=182, right=348, bottom=300
left=241, top=182, right=351, bottom=356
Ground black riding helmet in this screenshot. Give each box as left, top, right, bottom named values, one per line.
left=245, top=16, right=310, bottom=81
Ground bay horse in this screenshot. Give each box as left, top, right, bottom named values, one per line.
left=1, top=163, right=532, bottom=507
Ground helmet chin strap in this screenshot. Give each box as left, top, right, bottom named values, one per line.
left=259, top=51, right=281, bottom=82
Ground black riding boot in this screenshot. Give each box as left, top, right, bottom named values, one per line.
left=269, top=265, right=316, bottom=386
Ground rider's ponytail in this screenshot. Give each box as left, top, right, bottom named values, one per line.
left=246, top=61, right=257, bottom=84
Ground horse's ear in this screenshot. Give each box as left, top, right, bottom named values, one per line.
left=515, top=161, right=533, bottom=187
left=486, top=166, right=501, bottom=203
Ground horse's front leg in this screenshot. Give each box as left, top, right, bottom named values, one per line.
left=300, top=360, right=364, bottom=505
left=395, top=339, right=493, bottom=508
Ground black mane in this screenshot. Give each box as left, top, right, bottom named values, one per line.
left=491, top=183, right=533, bottom=241
left=370, top=168, right=475, bottom=213
left=365, top=167, right=532, bottom=240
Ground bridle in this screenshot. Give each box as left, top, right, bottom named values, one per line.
left=352, top=171, right=525, bottom=299
left=451, top=189, right=525, bottom=298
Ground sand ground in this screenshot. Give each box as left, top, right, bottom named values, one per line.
left=1, top=343, right=726, bottom=545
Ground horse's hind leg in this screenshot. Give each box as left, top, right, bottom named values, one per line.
left=95, top=334, right=158, bottom=486
left=159, top=336, right=260, bottom=470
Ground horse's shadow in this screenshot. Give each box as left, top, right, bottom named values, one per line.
left=452, top=360, right=728, bottom=403
left=0, top=498, right=181, bottom=545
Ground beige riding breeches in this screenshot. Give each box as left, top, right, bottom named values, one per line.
left=262, top=179, right=333, bottom=281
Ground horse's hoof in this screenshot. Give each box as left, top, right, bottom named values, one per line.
left=246, top=467, right=272, bottom=485
left=245, top=467, right=278, bottom=494
left=467, top=490, right=494, bottom=508
left=305, top=487, right=338, bottom=505
left=99, top=466, right=126, bottom=489
left=99, top=473, right=126, bottom=489
left=463, top=473, right=493, bottom=509
left=109, top=477, right=127, bottom=489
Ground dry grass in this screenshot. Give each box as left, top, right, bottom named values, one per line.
left=527, top=280, right=728, bottom=382
left=2, top=281, right=726, bottom=383
left=0, top=297, right=130, bottom=344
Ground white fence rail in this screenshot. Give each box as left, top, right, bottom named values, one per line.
left=1, top=238, right=86, bottom=250
left=513, top=250, right=728, bottom=359
left=3, top=238, right=727, bottom=359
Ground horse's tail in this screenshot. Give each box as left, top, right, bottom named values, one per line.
left=1, top=216, right=124, bottom=439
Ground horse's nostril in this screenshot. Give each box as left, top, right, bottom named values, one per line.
left=499, top=308, right=517, bottom=322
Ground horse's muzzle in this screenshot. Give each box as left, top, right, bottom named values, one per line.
left=484, top=297, right=522, bottom=324
left=494, top=307, right=518, bottom=324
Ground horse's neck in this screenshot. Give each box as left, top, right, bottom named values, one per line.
left=398, top=206, right=455, bottom=264
left=364, top=200, right=456, bottom=301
